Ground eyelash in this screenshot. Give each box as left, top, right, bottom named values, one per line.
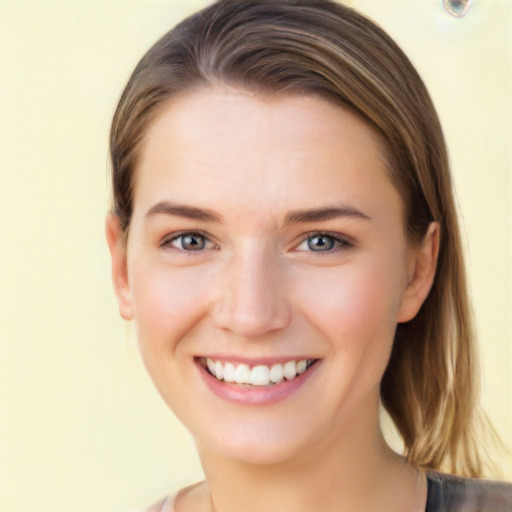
left=295, top=232, right=353, bottom=254
left=161, top=231, right=217, bottom=253
left=160, top=231, right=353, bottom=255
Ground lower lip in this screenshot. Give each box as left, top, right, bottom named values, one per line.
left=196, top=360, right=319, bottom=406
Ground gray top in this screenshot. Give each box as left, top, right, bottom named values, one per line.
left=146, top=472, right=512, bottom=511
left=425, top=471, right=512, bottom=511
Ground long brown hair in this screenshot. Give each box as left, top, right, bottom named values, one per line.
left=110, top=0, right=492, bottom=477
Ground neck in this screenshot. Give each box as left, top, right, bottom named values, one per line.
left=193, top=396, right=426, bottom=512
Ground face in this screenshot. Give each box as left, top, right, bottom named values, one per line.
left=107, top=87, right=436, bottom=466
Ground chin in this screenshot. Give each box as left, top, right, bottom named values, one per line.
left=195, top=419, right=319, bottom=467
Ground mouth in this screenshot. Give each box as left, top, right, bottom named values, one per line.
left=197, top=357, right=319, bottom=387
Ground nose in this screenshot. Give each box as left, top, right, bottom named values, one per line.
left=211, top=243, right=291, bottom=339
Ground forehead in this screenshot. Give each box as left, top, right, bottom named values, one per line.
left=141, top=86, right=382, bottom=160
left=132, top=87, right=401, bottom=225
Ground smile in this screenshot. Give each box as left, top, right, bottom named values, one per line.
left=198, top=357, right=317, bottom=387
left=196, top=356, right=320, bottom=406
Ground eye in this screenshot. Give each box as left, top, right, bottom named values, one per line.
left=296, top=233, right=351, bottom=253
left=162, top=232, right=216, bottom=252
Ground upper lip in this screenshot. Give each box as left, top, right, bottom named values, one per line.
left=194, top=355, right=319, bottom=366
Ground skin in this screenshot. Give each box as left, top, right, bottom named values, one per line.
left=106, top=87, right=439, bottom=511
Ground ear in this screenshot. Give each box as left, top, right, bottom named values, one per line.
left=105, top=213, right=134, bottom=321
left=396, top=222, right=440, bottom=323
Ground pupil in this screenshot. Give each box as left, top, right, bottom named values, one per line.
left=308, top=235, right=334, bottom=251
left=183, top=235, right=204, bottom=250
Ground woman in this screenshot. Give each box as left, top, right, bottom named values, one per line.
left=106, top=1, right=512, bottom=510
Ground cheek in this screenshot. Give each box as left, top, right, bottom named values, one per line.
left=293, top=258, right=404, bottom=350
left=129, top=261, right=210, bottom=350
left=287, top=260, right=406, bottom=422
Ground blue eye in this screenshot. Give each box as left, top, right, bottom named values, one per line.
left=296, top=233, right=350, bottom=253
left=307, top=235, right=336, bottom=251
left=164, top=232, right=215, bottom=251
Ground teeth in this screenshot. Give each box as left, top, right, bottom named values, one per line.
left=269, top=364, right=284, bottom=384
left=223, top=362, right=236, bottom=382
left=234, top=364, right=250, bottom=384
left=250, top=365, right=270, bottom=386
left=203, top=357, right=315, bottom=386
left=283, top=361, right=296, bottom=380
left=206, top=358, right=216, bottom=375
left=214, top=360, right=224, bottom=380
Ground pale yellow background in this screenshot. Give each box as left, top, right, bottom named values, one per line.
left=0, top=1, right=510, bottom=510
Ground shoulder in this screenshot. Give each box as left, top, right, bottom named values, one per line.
left=143, top=481, right=208, bottom=512
left=143, top=493, right=176, bottom=512
left=425, top=470, right=512, bottom=512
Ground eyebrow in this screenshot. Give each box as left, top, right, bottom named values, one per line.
left=145, top=201, right=223, bottom=223
left=284, top=206, right=371, bottom=225
left=145, top=201, right=370, bottom=225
